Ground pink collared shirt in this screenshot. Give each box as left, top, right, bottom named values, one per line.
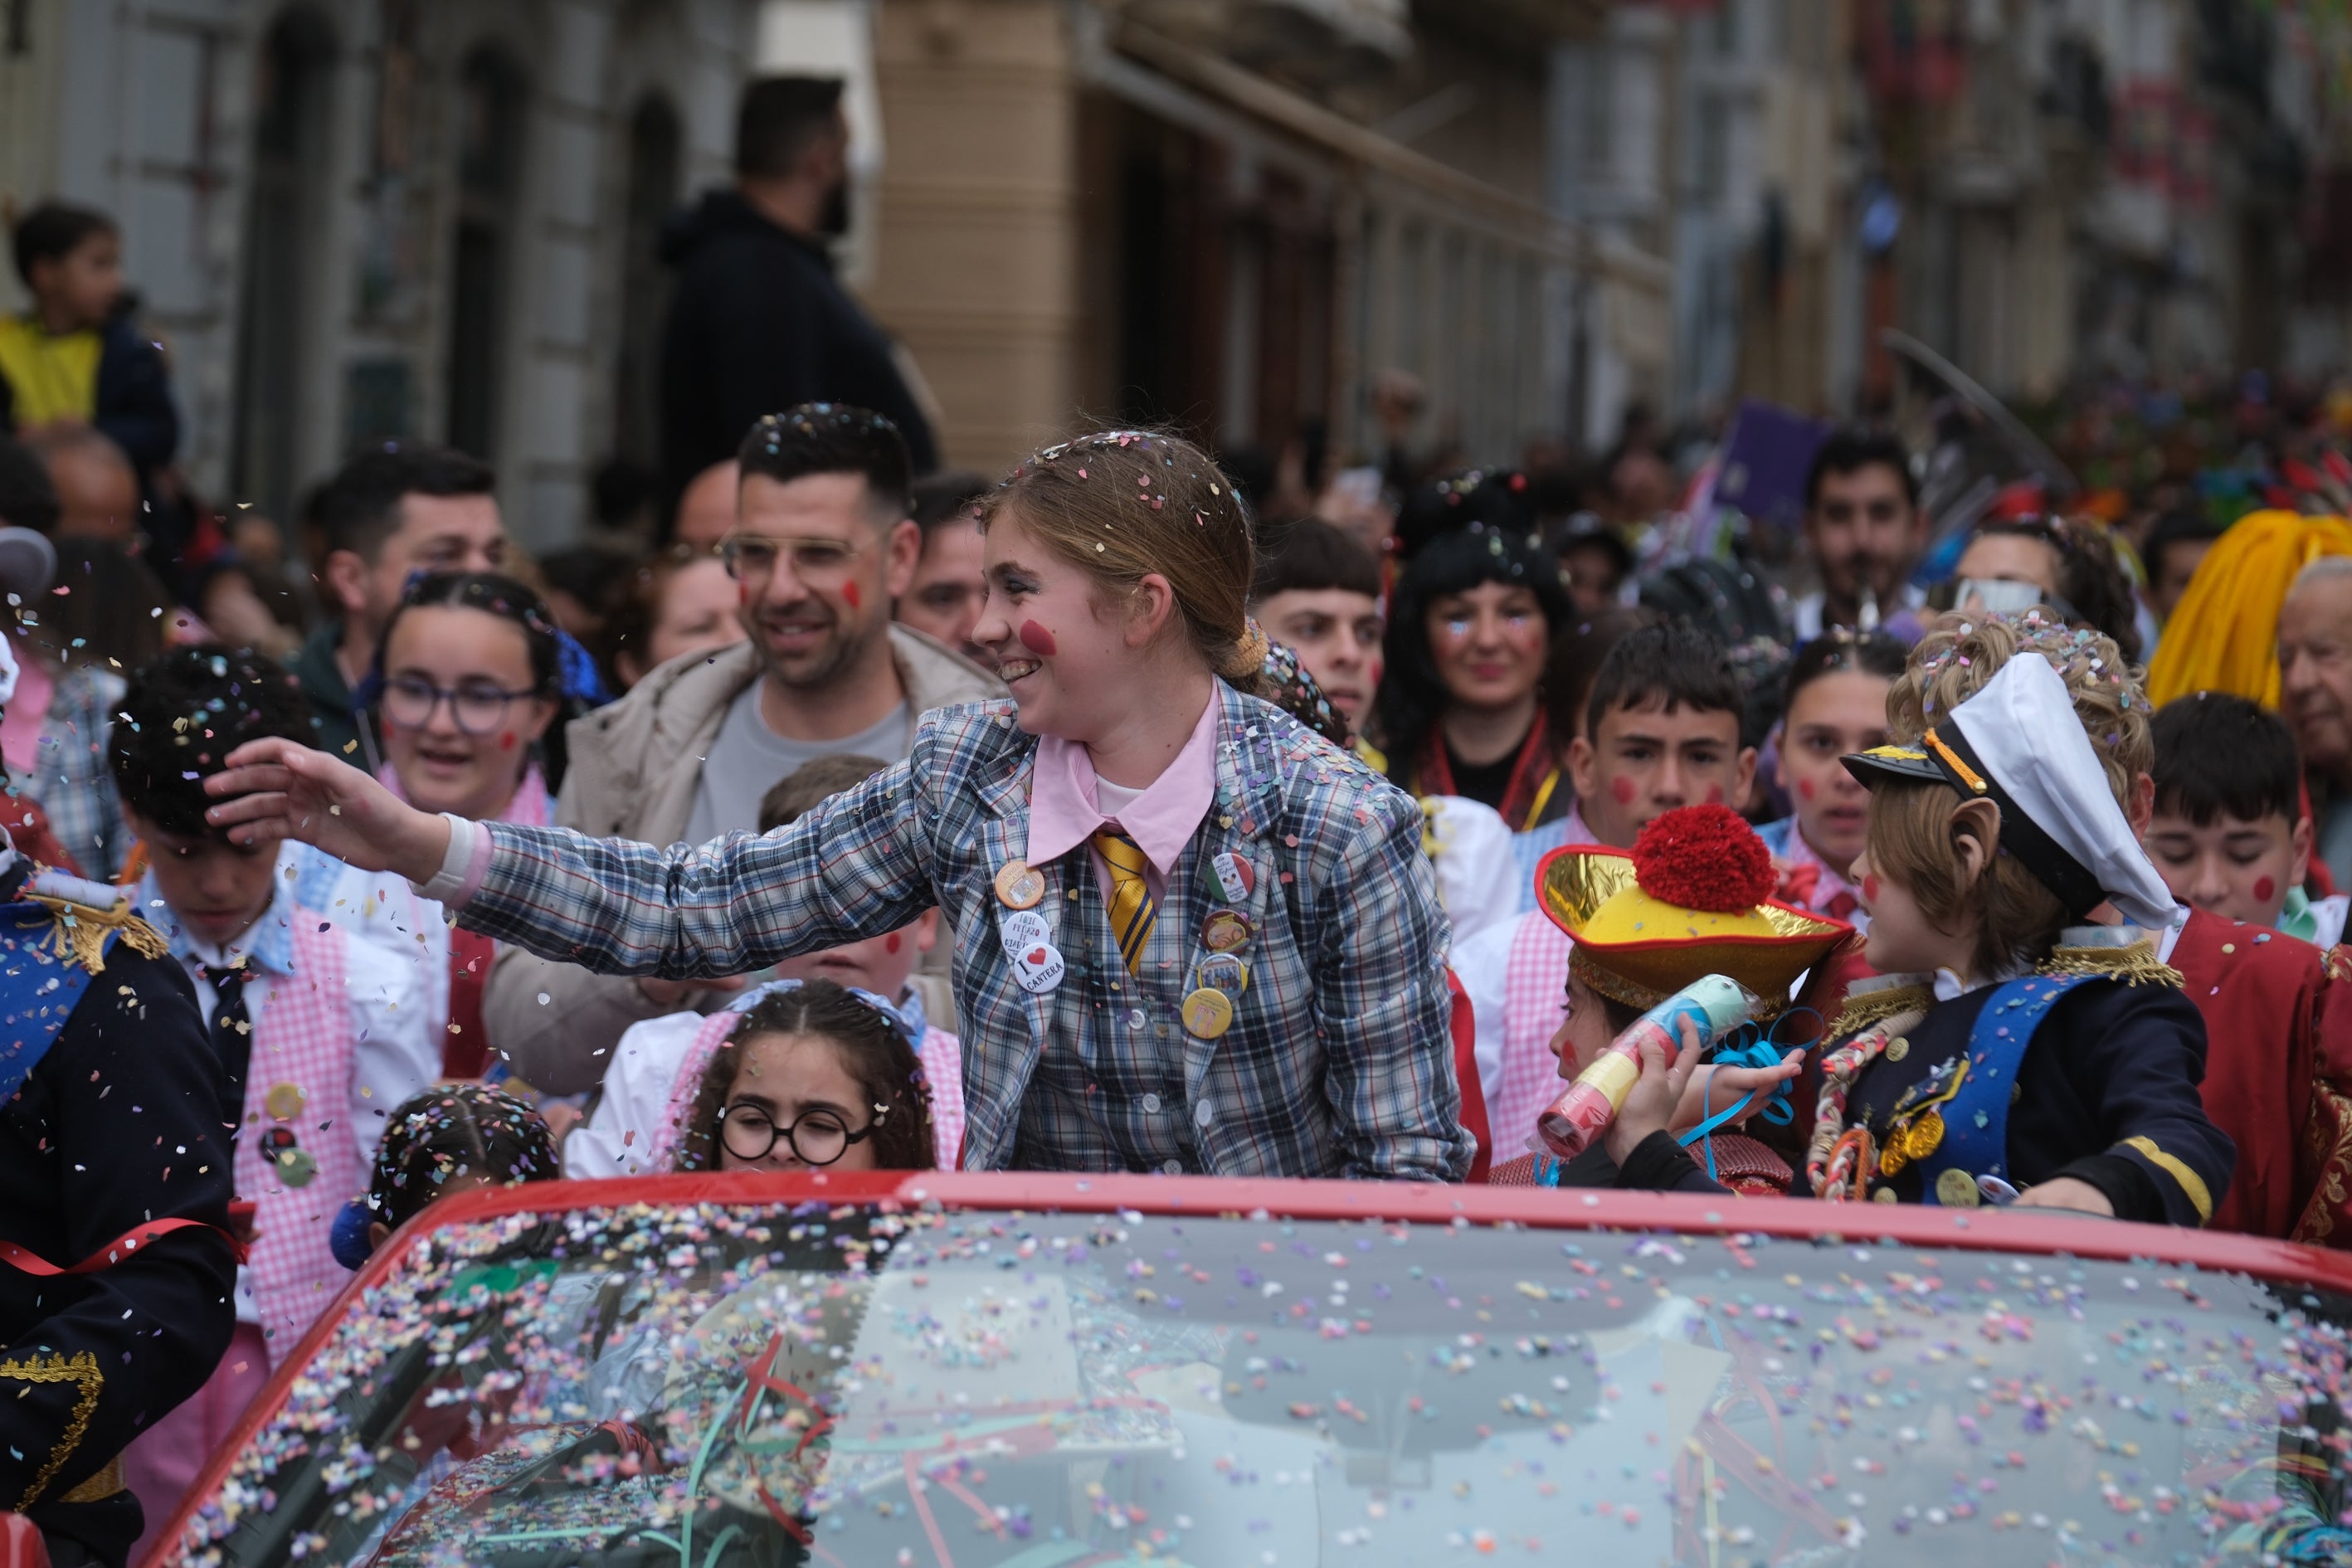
left=1026, top=691, right=1222, bottom=905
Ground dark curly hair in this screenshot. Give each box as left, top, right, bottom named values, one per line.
left=367, top=1083, right=561, bottom=1233
left=110, top=644, right=314, bottom=838
left=676, top=981, right=937, bottom=1172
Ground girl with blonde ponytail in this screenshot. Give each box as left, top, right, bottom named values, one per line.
left=205, top=424, right=1473, bottom=1181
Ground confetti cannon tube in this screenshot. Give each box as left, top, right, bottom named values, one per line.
left=1536, top=974, right=1759, bottom=1160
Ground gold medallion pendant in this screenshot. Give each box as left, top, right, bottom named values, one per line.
left=1903, top=1109, right=1945, bottom=1162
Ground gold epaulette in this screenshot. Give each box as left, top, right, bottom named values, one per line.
left=23, top=884, right=167, bottom=975
left=1828, top=983, right=1934, bottom=1041
left=2037, top=937, right=2184, bottom=989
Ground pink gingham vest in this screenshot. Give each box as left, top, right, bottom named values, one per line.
left=1487, top=914, right=1575, bottom=1161
left=233, top=922, right=363, bottom=1363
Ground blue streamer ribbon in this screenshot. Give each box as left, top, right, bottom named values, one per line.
left=1675, top=1007, right=1821, bottom=1184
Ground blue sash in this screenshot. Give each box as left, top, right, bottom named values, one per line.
left=0, top=900, right=110, bottom=1107
left=1916, top=971, right=2097, bottom=1205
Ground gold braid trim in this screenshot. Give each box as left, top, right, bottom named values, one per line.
left=1567, top=947, right=1668, bottom=1015
left=1827, top=984, right=1935, bottom=1041
left=25, top=895, right=167, bottom=975
left=2293, top=1082, right=2352, bottom=1246
left=0, top=1349, right=103, bottom=1508
left=2036, top=937, right=2183, bottom=989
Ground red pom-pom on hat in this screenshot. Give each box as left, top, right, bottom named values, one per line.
left=1631, top=804, right=1775, bottom=912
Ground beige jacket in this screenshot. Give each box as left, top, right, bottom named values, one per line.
left=486, top=626, right=1002, bottom=1092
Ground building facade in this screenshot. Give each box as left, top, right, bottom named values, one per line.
left=2, top=0, right=1682, bottom=548
left=0, top=0, right=757, bottom=548
left=869, top=0, right=1674, bottom=480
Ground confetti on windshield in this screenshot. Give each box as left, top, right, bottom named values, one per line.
left=164, top=1200, right=2352, bottom=1568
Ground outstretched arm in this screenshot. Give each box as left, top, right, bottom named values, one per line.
left=205, top=738, right=450, bottom=879
left=208, top=735, right=943, bottom=985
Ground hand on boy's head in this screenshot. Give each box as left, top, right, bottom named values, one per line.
left=2144, top=807, right=2305, bottom=929
left=202, top=736, right=448, bottom=883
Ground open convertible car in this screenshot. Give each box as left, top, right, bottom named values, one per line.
left=151, top=1172, right=2352, bottom=1568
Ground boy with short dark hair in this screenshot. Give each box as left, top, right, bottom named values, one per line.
left=2147, top=692, right=2341, bottom=945
left=1248, top=519, right=1384, bottom=732
left=0, top=202, right=178, bottom=480
left=1458, top=620, right=1763, bottom=1156
left=1568, top=621, right=1757, bottom=848
left=291, top=443, right=507, bottom=763
left=112, top=646, right=436, bottom=1554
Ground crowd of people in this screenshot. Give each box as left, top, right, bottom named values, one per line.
left=13, top=72, right=2352, bottom=1568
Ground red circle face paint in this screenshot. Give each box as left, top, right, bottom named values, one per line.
left=499, top=730, right=519, bottom=752
left=1797, top=777, right=1817, bottom=802
left=2255, top=875, right=2277, bottom=903
left=1609, top=777, right=1636, bottom=805
left=885, top=932, right=903, bottom=955
left=1704, top=784, right=1725, bottom=805
left=842, top=580, right=861, bottom=609
left=1862, top=874, right=1880, bottom=904
left=1018, top=620, right=1058, bottom=657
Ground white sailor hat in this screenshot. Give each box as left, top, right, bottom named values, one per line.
left=1843, top=651, right=2175, bottom=929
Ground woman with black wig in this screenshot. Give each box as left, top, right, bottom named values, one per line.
left=1373, top=523, right=1575, bottom=831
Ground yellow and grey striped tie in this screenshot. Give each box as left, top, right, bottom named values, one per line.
left=1093, top=826, right=1157, bottom=976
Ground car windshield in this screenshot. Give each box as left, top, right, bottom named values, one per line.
left=167, top=1194, right=2352, bottom=1568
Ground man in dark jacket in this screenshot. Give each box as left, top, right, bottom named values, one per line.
left=656, top=76, right=938, bottom=523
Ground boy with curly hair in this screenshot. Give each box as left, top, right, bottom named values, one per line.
left=1813, top=611, right=2231, bottom=1220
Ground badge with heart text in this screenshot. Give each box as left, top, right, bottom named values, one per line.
left=1010, top=941, right=1067, bottom=995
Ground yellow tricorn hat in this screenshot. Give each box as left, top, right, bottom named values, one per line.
left=1535, top=804, right=1853, bottom=1019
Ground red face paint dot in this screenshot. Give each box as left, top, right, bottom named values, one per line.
left=499, top=731, right=518, bottom=751
left=1018, top=620, right=1058, bottom=657
left=1797, top=777, right=1817, bottom=801
left=843, top=580, right=861, bottom=609
left=1863, top=874, right=1880, bottom=904
left=2255, top=875, right=2277, bottom=903
left=885, top=932, right=903, bottom=955
left=1609, top=777, right=1636, bottom=805
left=1704, top=784, right=1725, bottom=806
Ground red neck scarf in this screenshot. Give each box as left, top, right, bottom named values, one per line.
left=1413, top=711, right=1559, bottom=830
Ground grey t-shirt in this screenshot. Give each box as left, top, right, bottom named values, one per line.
left=682, top=680, right=912, bottom=844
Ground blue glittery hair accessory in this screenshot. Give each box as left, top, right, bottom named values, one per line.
left=554, top=630, right=608, bottom=705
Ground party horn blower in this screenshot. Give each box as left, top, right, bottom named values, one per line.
left=1536, top=974, right=1760, bottom=1160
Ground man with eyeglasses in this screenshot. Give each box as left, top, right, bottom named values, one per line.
left=1791, top=429, right=1929, bottom=644
left=483, top=405, right=1000, bottom=1095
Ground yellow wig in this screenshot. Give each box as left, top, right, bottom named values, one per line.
left=2146, top=509, right=2352, bottom=708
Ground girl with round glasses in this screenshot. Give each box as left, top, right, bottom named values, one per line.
left=674, top=981, right=937, bottom=1173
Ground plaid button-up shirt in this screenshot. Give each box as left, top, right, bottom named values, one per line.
left=462, top=684, right=1471, bottom=1180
